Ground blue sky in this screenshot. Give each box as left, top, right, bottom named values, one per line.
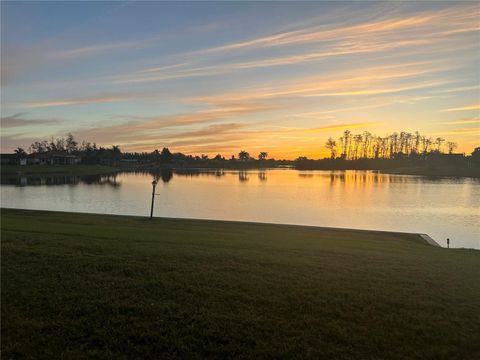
left=1, top=1, right=479, bottom=157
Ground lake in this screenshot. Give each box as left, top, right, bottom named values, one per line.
left=1, top=169, right=479, bottom=249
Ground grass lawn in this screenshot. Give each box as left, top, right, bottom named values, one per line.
left=1, top=208, right=479, bottom=359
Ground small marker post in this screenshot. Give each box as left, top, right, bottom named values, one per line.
left=150, top=179, right=158, bottom=219
left=447, top=238, right=450, bottom=249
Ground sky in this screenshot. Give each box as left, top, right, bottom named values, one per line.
left=1, top=1, right=479, bottom=158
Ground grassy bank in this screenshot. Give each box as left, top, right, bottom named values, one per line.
left=1, top=164, right=118, bottom=176
left=2, top=209, right=479, bottom=359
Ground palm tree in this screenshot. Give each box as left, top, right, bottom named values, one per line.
left=238, top=151, right=250, bottom=161
left=258, top=152, right=268, bottom=160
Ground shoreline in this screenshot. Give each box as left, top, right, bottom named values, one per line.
left=1, top=207, right=442, bottom=247
left=2, top=164, right=479, bottom=178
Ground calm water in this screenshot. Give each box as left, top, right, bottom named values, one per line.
left=1, top=169, right=479, bottom=249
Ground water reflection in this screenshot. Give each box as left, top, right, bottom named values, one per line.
left=1, top=173, right=121, bottom=188
left=3, top=169, right=478, bottom=188
left=1, top=169, right=478, bottom=249
left=239, top=170, right=249, bottom=182
left=258, top=170, right=267, bottom=182
left=159, top=168, right=173, bottom=183
left=298, top=170, right=478, bottom=185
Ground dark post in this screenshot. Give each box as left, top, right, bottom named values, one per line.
left=447, top=238, right=450, bottom=249
left=150, top=180, right=158, bottom=219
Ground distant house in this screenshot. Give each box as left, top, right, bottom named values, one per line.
left=29, top=152, right=81, bottom=165
left=0, top=153, right=28, bottom=165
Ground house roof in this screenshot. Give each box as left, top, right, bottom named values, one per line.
left=0, top=153, right=23, bottom=159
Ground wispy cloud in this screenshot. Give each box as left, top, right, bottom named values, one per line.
left=298, top=122, right=378, bottom=133
left=54, top=41, right=150, bottom=60
left=22, top=94, right=136, bottom=108
left=441, top=104, right=480, bottom=112
left=442, top=117, right=480, bottom=125
left=192, top=62, right=448, bottom=105
left=114, top=4, right=478, bottom=84
left=432, top=128, right=480, bottom=136
left=114, top=39, right=442, bottom=84
left=74, top=103, right=275, bottom=145
left=1, top=113, right=58, bottom=128
left=189, top=5, right=478, bottom=55
left=434, top=85, right=480, bottom=94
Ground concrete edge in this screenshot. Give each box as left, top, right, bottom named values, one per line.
left=418, top=234, right=441, bottom=247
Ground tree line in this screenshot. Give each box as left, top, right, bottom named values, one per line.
left=12, top=133, right=276, bottom=166
left=324, top=130, right=459, bottom=160
left=10, top=130, right=478, bottom=169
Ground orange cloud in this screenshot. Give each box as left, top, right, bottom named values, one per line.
left=192, top=62, right=448, bottom=104
left=74, top=103, right=275, bottom=145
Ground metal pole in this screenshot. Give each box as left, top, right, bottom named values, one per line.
left=150, top=180, right=157, bottom=219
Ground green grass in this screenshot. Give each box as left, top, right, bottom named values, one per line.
left=2, top=209, right=479, bottom=359
left=1, top=164, right=117, bottom=176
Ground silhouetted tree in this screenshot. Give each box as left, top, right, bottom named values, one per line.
left=435, top=137, right=445, bottom=152
left=238, top=150, right=250, bottom=161
left=447, top=142, right=457, bottom=154
left=14, top=147, right=27, bottom=156
left=353, top=134, right=363, bottom=159
left=65, top=133, right=78, bottom=153
left=342, top=130, right=351, bottom=158
left=258, top=152, right=268, bottom=160
left=160, top=147, right=173, bottom=162
left=325, top=138, right=336, bottom=159
left=362, top=131, right=372, bottom=158
left=56, top=137, right=66, bottom=152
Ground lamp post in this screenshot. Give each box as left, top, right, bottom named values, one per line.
left=150, top=180, right=158, bottom=219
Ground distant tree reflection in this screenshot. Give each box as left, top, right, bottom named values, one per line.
left=239, top=170, right=249, bottom=182
left=2, top=173, right=121, bottom=187
left=160, top=168, right=173, bottom=183
left=258, top=170, right=267, bottom=182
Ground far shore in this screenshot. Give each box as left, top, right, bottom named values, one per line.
left=0, top=164, right=119, bottom=176
left=2, top=163, right=480, bottom=178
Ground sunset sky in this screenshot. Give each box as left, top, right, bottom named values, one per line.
left=1, top=1, right=479, bottom=158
